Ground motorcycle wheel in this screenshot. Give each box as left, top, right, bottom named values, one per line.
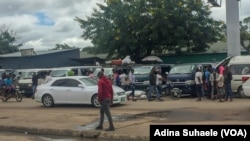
left=15, top=91, right=23, bottom=102
left=170, top=91, right=181, bottom=100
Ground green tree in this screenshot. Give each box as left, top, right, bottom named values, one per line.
left=240, top=16, right=250, bottom=54
left=75, top=0, right=225, bottom=62
left=0, top=25, right=22, bottom=55
left=51, top=43, right=77, bottom=50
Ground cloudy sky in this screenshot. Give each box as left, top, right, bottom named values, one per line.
left=0, top=0, right=249, bottom=51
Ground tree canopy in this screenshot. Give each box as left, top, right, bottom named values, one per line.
left=240, top=16, right=250, bottom=54
left=0, top=25, right=22, bottom=55
left=75, top=0, right=225, bottom=62
left=51, top=43, right=77, bottom=50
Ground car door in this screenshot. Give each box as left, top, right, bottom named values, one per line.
left=50, top=79, right=69, bottom=103
left=64, top=78, right=85, bottom=104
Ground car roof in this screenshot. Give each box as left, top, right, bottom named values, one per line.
left=50, top=76, right=90, bottom=80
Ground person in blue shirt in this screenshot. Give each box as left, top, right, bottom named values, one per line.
left=3, top=74, right=14, bottom=96
left=204, top=66, right=211, bottom=99
left=4, top=74, right=13, bottom=86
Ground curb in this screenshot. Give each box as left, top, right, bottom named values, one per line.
left=0, top=125, right=149, bottom=141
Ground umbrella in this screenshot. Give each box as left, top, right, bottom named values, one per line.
left=141, top=55, right=163, bottom=63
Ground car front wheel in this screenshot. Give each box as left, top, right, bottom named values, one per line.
left=42, top=94, right=54, bottom=107
left=91, top=94, right=100, bottom=108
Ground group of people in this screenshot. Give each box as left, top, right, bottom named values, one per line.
left=111, top=66, right=165, bottom=102
left=195, top=65, right=233, bottom=102
left=0, top=72, right=17, bottom=96
left=111, top=68, right=137, bottom=101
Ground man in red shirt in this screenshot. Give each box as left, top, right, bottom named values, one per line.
left=95, top=71, right=115, bottom=131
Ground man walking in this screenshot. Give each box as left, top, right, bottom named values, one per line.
left=147, top=66, right=163, bottom=101
left=95, top=71, right=115, bottom=131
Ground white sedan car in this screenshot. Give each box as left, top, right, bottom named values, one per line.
left=242, top=76, right=250, bottom=98
left=34, top=76, right=127, bottom=107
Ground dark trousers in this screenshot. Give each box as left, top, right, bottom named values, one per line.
left=196, top=84, right=202, bottom=100
left=99, top=98, right=114, bottom=128
left=225, top=83, right=233, bottom=100
left=128, top=84, right=135, bottom=98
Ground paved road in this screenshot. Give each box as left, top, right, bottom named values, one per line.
left=0, top=97, right=249, bottom=141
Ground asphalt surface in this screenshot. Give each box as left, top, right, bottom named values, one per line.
left=0, top=96, right=249, bottom=141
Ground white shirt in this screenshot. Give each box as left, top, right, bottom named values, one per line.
left=156, top=74, right=162, bottom=85
left=195, top=71, right=203, bottom=84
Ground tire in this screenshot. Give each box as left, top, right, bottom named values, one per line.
left=91, top=94, right=100, bottom=108
left=42, top=94, right=54, bottom=107
left=1, top=96, right=8, bottom=102
left=15, top=91, right=23, bottom=102
left=170, top=89, right=181, bottom=100
left=238, top=87, right=246, bottom=98
left=0, top=90, right=6, bottom=102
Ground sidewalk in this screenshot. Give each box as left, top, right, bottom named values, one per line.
left=0, top=98, right=249, bottom=141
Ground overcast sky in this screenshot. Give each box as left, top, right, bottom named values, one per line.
left=0, top=0, right=249, bottom=51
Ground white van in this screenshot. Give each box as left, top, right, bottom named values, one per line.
left=17, top=68, right=51, bottom=97
left=49, top=66, right=102, bottom=77
left=217, top=55, right=250, bottom=97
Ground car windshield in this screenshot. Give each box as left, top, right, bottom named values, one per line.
left=93, top=68, right=113, bottom=76
left=169, top=64, right=194, bottom=74
left=79, top=77, right=97, bottom=86
left=134, top=66, right=152, bottom=75
left=20, top=71, right=35, bottom=79
left=50, top=70, right=68, bottom=77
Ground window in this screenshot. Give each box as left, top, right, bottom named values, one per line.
left=79, top=77, right=97, bottom=86
left=169, top=64, right=194, bottom=74
left=230, top=64, right=250, bottom=75
left=50, top=70, right=67, bottom=77
left=51, top=79, right=81, bottom=87
left=134, top=66, right=153, bottom=75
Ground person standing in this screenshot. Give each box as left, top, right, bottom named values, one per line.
left=209, top=68, right=217, bottom=100
left=223, top=66, right=233, bottom=101
left=32, top=73, right=38, bottom=99
left=156, top=71, right=163, bottom=96
left=204, top=66, right=211, bottom=99
left=128, top=69, right=136, bottom=101
left=216, top=69, right=224, bottom=102
left=195, top=67, right=203, bottom=101
left=95, top=71, right=115, bottom=131
left=147, top=66, right=163, bottom=101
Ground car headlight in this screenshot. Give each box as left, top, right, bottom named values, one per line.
left=116, top=91, right=125, bottom=96
left=28, top=84, right=32, bottom=87
left=143, top=81, right=149, bottom=85
left=185, top=80, right=195, bottom=85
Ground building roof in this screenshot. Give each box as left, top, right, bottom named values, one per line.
left=0, top=49, right=79, bottom=57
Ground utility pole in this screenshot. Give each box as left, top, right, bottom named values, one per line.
left=226, top=0, right=241, bottom=56
left=208, top=0, right=241, bottom=57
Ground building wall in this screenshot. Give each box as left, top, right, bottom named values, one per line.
left=0, top=49, right=81, bottom=69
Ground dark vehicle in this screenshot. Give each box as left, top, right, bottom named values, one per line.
left=133, top=64, right=173, bottom=91
left=167, top=63, right=216, bottom=97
